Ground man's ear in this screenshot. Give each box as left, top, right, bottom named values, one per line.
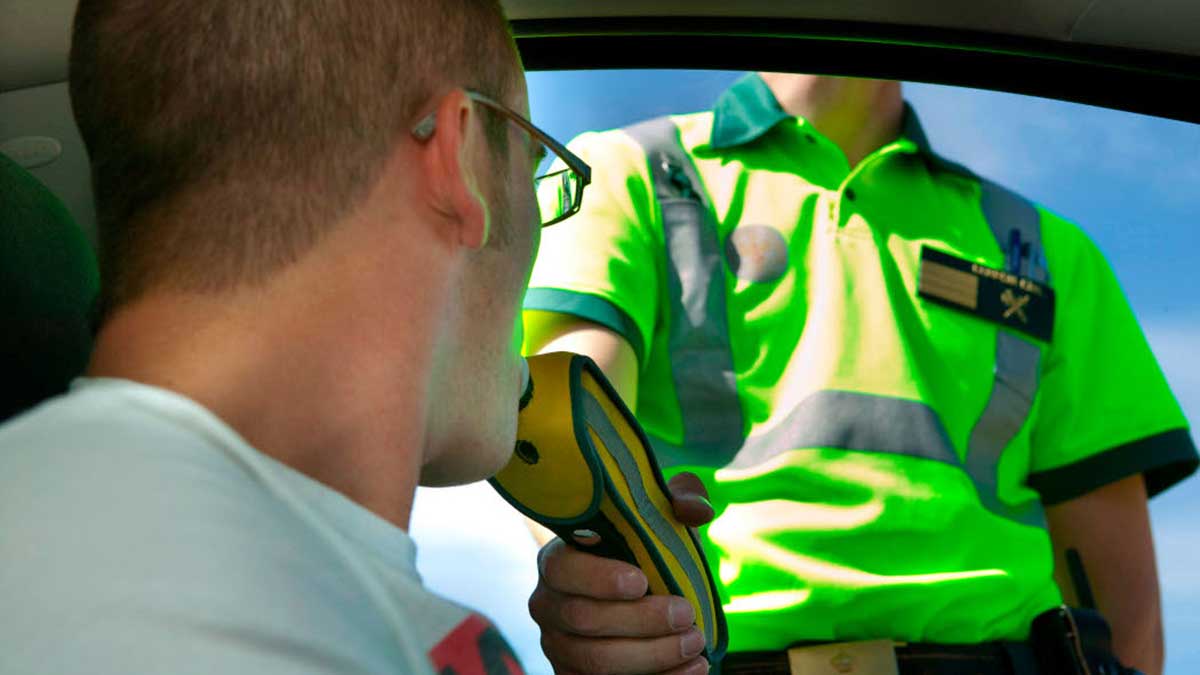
left=420, top=89, right=491, bottom=250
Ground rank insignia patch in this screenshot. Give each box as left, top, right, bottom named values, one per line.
left=919, top=246, right=1055, bottom=342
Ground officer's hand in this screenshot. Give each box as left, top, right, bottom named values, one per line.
left=529, top=473, right=715, bottom=675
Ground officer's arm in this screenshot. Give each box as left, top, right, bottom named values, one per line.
left=522, top=311, right=640, bottom=547
left=526, top=311, right=640, bottom=403
left=1045, top=474, right=1164, bottom=675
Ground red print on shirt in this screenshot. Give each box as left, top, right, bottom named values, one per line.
left=428, top=613, right=525, bottom=675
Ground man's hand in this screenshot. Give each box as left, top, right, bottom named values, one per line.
left=529, top=473, right=716, bottom=675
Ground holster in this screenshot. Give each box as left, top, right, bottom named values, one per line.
left=1029, top=606, right=1142, bottom=675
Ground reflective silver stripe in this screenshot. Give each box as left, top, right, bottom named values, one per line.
left=967, top=180, right=1048, bottom=527
left=729, top=390, right=959, bottom=470
left=624, top=117, right=744, bottom=466
left=581, top=390, right=718, bottom=648
left=966, top=336, right=1046, bottom=526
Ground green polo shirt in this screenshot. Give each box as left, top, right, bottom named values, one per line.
left=523, top=73, right=1197, bottom=650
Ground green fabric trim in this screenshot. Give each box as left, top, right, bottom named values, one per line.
left=1028, top=428, right=1199, bottom=504
left=709, top=73, right=789, bottom=150
left=523, top=288, right=646, bottom=365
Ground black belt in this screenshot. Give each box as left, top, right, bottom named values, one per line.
left=718, top=641, right=1041, bottom=675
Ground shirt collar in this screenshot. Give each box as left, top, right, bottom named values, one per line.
left=709, top=73, right=791, bottom=150
left=709, top=72, right=935, bottom=156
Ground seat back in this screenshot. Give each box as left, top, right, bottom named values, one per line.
left=0, top=151, right=99, bottom=421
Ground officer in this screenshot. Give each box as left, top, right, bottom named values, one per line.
left=521, top=73, right=1198, bottom=674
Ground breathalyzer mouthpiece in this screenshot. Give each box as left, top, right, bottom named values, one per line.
left=518, top=357, right=533, bottom=411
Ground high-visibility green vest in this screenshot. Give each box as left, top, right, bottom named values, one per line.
left=523, top=73, right=1197, bottom=650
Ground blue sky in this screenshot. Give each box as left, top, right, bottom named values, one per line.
left=412, top=71, right=1200, bottom=674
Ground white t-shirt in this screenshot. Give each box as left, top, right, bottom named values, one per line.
left=0, top=378, right=526, bottom=675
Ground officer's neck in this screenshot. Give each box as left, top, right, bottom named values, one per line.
left=760, top=73, right=904, bottom=168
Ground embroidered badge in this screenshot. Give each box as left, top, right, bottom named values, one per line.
left=918, top=246, right=1054, bottom=342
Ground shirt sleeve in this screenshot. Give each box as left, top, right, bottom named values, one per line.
left=1028, top=209, right=1198, bottom=504
left=523, top=129, right=662, bottom=366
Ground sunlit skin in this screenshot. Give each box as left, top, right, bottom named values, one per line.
left=524, top=74, right=1165, bottom=675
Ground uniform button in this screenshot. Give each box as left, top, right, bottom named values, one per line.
left=845, top=188, right=857, bottom=201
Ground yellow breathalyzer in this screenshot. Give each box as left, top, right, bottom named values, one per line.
left=489, top=352, right=728, bottom=663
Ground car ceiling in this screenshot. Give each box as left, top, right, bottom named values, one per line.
left=3, top=0, right=1200, bottom=92
left=2, top=0, right=1198, bottom=244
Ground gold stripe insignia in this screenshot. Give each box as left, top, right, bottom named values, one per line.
left=919, top=260, right=979, bottom=310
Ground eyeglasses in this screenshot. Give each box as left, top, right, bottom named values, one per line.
left=412, top=90, right=591, bottom=228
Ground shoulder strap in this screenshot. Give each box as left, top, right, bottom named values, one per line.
left=621, top=117, right=745, bottom=467
left=968, top=176, right=1050, bottom=527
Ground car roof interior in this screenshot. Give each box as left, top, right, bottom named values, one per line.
left=3, top=0, right=1199, bottom=245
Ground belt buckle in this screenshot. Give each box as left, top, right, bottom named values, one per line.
left=786, top=640, right=899, bottom=675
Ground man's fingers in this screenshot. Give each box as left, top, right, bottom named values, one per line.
left=667, top=472, right=708, bottom=499
left=529, top=587, right=695, bottom=638
left=667, top=472, right=714, bottom=527
left=530, top=496, right=711, bottom=675
left=540, top=626, right=707, bottom=675
left=661, top=658, right=711, bottom=675
left=538, top=538, right=648, bottom=600
left=552, top=660, right=709, bottom=675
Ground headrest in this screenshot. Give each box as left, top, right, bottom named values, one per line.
left=0, top=152, right=100, bottom=421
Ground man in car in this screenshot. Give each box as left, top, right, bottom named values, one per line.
left=0, top=2, right=710, bottom=673
left=523, top=73, right=1197, bottom=674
